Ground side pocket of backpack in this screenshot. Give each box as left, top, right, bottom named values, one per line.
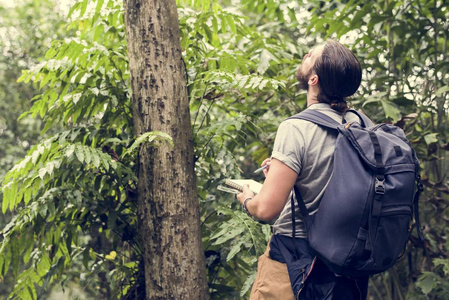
left=344, top=227, right=368, bottom=267
left=371, top=206, right=412, bottom=269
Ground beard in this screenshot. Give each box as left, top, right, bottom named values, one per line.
left=296, top=66, right=312, bottom=91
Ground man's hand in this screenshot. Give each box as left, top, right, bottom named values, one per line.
left=237, top=185, right=255, bottom=206
left=260, top=158, right=271, bottom=177
left=236, top=158, right=297, bottom=221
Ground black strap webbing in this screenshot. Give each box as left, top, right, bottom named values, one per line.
left=343, top=109, right=373, bottom=127
left=289, top=109, right=373, bottom=131
left=290, top=190, right=297, bottom=259
left=413, top=174, right=425, bottom=248
left=291, top=185, right=309, bottom=260
left=368, top=132, right=385, bottom=249
left=293, top=185, right=309, bottom=218
left=289, top=109, right=340, bottom=131
left=369, top=131, right=385, bottom=176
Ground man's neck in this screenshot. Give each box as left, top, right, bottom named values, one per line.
left=306, top=87, right=320, bottom=107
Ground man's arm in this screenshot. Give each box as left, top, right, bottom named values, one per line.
left=237, top=158, right=297, bottom=221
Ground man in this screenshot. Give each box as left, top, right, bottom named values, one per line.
left=237, top=40, right=369, bottom=299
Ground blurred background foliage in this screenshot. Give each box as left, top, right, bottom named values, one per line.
left=0, top=0, right=447, bottom=299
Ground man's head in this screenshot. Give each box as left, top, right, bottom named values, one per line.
left=296, top=40, right=362, bottom=112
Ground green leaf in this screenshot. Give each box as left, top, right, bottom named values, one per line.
left=226, top=15, right=236, bottom=33
left=100, top=154, right=110, bottom=171
left=11, top=238, right=20, bottom=277
left=435, top=85, right=449, bottom=97
left=258, top=79, right=269, bottom=90
left=1, top=247, right=12, bottom=276
left=212, top=225, right=244, bottom=245
left=2, top=184, right=10, bottom=214
left=66, top=230, right=73, bottom=256
left=108, top=209, right=117, bottom=230
left=84, top=147, right=92, bottom=165
left=416, top=272, right=438, bottom=295
left=24, top=186, right=32, bottom=205
left=65, top=144, right=75, bottom=158
left=26, top=286, right=37, bottom=300
left=9, top=182, right=18, bottom=211
left=123, top=131, right=173, bottom=157
left=83, top=248, right=90, bottom=270
left=381, top=100, right=401, bottom=121
left=240, top=271, right=257, bottom=297
left=75, top=145, right=85, bottom=163
left=91, top=151, right=101, bottom=168
left=226, top=241, right=244, bottom=261
left=95, top=0, right=105, bottom=13
left=423, top=133, right=438, bottom=145
left=38, top=166, right=48, bottom=180
left=257, top=49, right=272, bottom=74
left=433, top=258, right=449, bottom=276
left=36, top=252, right=51, bottom=277
left=40, top=72, right=55, bottom=89
left=80, top=0, right=89, bottom=18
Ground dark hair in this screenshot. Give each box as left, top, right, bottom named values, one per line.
left=313, top=40, right=362, bottom=112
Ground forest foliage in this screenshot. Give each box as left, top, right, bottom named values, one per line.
left=0, top=0, right=448, bottom=299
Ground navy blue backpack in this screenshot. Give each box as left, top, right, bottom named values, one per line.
left=290, top=109, right=424, bottom=278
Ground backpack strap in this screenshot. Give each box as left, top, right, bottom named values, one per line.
left=288, top=108, right=373, bottom=130
left=288, top=109, right=341, bottom=130
left=344, top=109, right=374, bottom=127
left=293, top=185, right=309, bottom=218
left=368, top=132, right=386, bottom=248
left=291, top=185, right=308, bottom=260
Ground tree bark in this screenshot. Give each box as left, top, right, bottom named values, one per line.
left=123, top=1, right=209, bottom=299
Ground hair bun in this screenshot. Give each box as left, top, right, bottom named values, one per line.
left=330, top=99, right=347, bottom=112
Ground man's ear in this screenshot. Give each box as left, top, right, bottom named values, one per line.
left=308, top=74, right=319, bottom=86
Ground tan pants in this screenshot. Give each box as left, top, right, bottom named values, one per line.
left=249, top=244, right=370, bottom=300
left=249, top=245, right=294, bottom=300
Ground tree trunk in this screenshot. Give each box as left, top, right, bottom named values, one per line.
left=123, top=1, right=209, bottom=299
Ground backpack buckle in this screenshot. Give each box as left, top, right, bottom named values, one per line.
left=375, top=178, right=385, bottom=194
left=416, top=174, right=424, bottom=192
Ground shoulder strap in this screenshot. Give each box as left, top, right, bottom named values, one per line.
left=291, top=185, right=307, bottom=260
left=288, top=109, right=373, bottom=129
left=288, top=109, right=341, bottom=130
left=344, top=109, right=374, bottom=127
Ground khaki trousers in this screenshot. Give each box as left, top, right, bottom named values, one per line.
left=249, top=243, right=370, bottom=300
left=249, top=245, right=294, bottom=300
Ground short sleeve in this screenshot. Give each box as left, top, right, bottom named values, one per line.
left=271, top=120, right=305, bottom=174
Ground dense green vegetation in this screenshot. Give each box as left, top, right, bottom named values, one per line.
left=0, top=0, right=448, bottom=299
